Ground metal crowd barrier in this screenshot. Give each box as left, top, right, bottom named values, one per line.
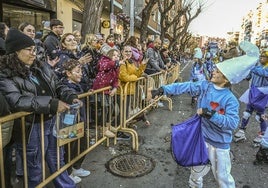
left=0, top=66, right=180, bottom=187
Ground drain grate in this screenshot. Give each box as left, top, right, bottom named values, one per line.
left=106, top=153, right=155, bottom=178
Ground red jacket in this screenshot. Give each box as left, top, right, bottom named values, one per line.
left=92, top=55, right=119, bottom=94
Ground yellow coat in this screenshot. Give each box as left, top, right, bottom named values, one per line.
left=118, top=60, right=146, bottom=95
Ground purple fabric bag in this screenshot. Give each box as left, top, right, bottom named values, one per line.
left=171, top=115, right=210, bottom=167
left=249, top=85, right=268, bottom=112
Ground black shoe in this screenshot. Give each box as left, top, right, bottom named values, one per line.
left=116, top=132, right=131, bottom=141
left=254, top=146, right=268, bottom=165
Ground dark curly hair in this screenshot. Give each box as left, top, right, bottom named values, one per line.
left=0, top=53, right=31, bottom=78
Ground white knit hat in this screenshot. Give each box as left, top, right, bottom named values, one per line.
left=216, top=41, right=259, bottom=84
left=193, top=47, right=202, bottom=59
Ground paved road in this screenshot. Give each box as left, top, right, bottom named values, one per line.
left=79, top=61, right=268, bottom=188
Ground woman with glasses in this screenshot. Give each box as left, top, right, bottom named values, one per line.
left=0, top=28, right=81, bottom=187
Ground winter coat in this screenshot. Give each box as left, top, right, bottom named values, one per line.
left=80, top=47, right=101, bottom=91
left=43, top=31, right=61, bottom=60
left=0, top=60, right=77, bottom=143
left=145, top=47, right=165, bottom=74
left=61, top=78, right=86, bottom=123
left=54, top=50, right=83, bottom=79
left=118, top=59, right=146, bottom=95
left=0, top=37, right=5, bottom=55
left=92, top=55, right=119, bottom=94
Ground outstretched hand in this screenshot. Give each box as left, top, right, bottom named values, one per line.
left=150, top=87, right=164, bottom=100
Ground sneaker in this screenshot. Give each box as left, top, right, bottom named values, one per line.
left=69, top=174, right=81, bottom=184
left=158, top=101, right=164, bottom=107
left=233, top=129, right=246, bottom=142
left=253, top=132, right=264, bottom=143
left=117, top=132, right=131, bottom=141
left=72, top=168, right=91, bottom=177
left=234, top=129, right=245, bottom=138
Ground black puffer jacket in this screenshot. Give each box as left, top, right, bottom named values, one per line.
left=80, top=48, right=101, bottom=91
left=0, top=60, right=77, bottom=143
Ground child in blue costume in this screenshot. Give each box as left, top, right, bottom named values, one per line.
left=151, top=41, right=259, bottom=188
left=153, top=69, right=239, bottom=188
left=190, top=48, right=206, bottom=105
left=235, top=49, right=268, bottom=144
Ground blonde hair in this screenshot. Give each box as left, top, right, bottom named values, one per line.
left=81, top=34, right=97, bottom=49
left=106, top=49, right=119, bottom=59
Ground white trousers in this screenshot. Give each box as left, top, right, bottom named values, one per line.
left=189, top=142, right=235, bottom=188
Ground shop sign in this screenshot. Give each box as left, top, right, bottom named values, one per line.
left=102, top=20, right=110, bottom=28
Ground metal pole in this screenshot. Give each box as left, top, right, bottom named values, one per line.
left=129, top=0, right=134, bottom=36
left=110, top=0, right=114, bottom=34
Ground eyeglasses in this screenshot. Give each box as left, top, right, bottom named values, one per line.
left=65, top=39, right=77, bottom=43
left=23, top=47, right=37, bottom=54
left=124, top=51, right=132, bottom=53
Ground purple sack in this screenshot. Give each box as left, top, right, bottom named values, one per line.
left=249, top=85, right=268, bottom=112
left=171, top=115, right=210, bottom=167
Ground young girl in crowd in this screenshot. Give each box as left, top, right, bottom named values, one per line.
left=92, top=46, right=123, bottom=137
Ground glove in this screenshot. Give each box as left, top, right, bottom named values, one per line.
left=151, top=87, right=164, bottom=99
left=201, top=108, right=215, bottom=119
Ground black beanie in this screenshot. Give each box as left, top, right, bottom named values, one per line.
left=5, top=28, right=35, bottom=55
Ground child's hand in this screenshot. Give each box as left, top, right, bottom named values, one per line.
left=141, top=58, right=149, bottom=65
left=47, top=56, right=60, bottom=67
left=262, top=114, right=268, bottom=120
left=109, top=88, right=117, bottom=96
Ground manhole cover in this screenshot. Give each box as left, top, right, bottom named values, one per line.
left=106, top=153, right=155, bottom=178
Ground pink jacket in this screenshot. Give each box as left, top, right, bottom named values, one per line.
left=92, top=55, right=119, bottom=94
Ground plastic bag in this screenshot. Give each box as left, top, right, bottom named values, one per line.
left=171, top=115, right=210, bottom=167
left=53, top=103, right=81, bottom=139
left=249, top=85, right=268, bottom=111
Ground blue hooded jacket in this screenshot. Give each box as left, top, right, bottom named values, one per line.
left=162, top=80, right=239, bottom=149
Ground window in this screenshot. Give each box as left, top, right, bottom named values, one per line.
left=3, top=3, right=50, bottom=31
left=72, top=9, right=82, bottom=32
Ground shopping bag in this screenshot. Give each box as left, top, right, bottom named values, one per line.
left=171, top=115, right=210, bottom=167
left=53, top=103, right=84, bottom=140
left=249, top=85, right=268, bottom=111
